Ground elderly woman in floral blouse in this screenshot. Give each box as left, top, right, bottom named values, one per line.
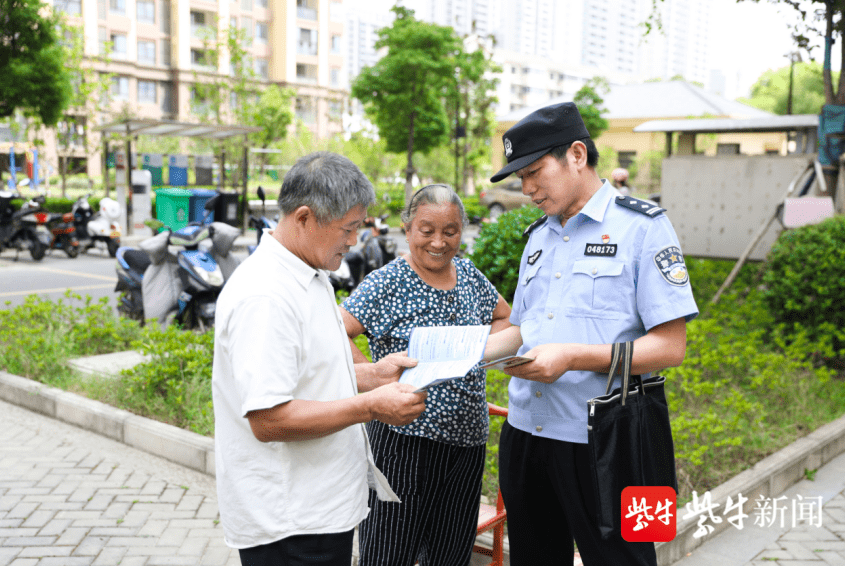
left=341, top=184, right=511, bottom=566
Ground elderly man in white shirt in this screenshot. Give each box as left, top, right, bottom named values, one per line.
left=212, top=152, right=427, bottom=566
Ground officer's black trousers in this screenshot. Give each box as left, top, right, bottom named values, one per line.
left=499, top=421, right=658, bottom=566
left=238, top=530, right=354, bottom=566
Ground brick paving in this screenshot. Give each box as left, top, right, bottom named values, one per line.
left=0, top=398, right=239, bottom=566
left=674, top=450, right=845, bottom=566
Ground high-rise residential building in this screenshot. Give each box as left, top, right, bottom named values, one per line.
left=38, top=0, right=347, bottom=178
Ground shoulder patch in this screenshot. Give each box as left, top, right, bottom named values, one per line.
left=523, top=215, right=548, bottom=238
left=615, top=195, right=665, bottom=218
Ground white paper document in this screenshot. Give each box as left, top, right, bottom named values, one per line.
left=399, top=325, right=491, bottom=391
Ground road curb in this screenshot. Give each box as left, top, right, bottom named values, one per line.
left=3, top=369, right=845, bottom=564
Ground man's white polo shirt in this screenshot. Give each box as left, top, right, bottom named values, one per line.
left=212, top=233, right=369, bottom=549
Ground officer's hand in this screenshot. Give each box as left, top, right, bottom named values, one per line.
left=370, top=352, right=418, bottom=388
left=504, top=344, right=571, bottom=383
left=367, top=382, right=427, bottom=426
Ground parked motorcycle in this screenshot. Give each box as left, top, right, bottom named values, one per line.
left=72, top=194, right=121, bottom=257
left=247, top=186, right=277, bottom=254
left=341, top=213, right=398, bottom=291
left=115, top=196, right=240, bottom=331
left=41, top=211, right=81, bottom=258
left=0, top=190, right=50, bottom=260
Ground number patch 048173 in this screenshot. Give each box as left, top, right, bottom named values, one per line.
left=584, top=243, right=617, bottom=257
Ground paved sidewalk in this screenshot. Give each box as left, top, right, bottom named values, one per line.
left=674, top=449, right=845, bottom=566
left=0, top=398, right=239, bottom=566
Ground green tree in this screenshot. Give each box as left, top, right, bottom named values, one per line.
left=352, top=6, right=462, bottom=204
left=0, top=0, right=72, bottom=126
left=740, top=61, right=829, bottom=115
left=573, top=77, right=610, bottom=139
left=248, top=85, right=295, bottom=176
left=445, top=42, right=500, bottom=195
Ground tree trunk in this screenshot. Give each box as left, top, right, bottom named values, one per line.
left=61, top=155, right=67, bottom=198
left=824, top=5, right=835, bottom=103
left=838, top=11, right=845, bottom=105
left=405, top=110, right=416, bottom=205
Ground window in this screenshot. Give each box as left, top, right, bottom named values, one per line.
left=329, top=99, right=342, bottom=120
left=138, top=80, right=157, bottom=103
left=111, top=76, right=129, bottom=99
left=159, top=0, right=170, bottom=33
left=716, top=144, right=740, bottom=155
left=98, top=0, right=106, bottom=19
left=331, top=34, right=341, bottom=54
left=241, top=0, right=252, bottom=10
left=296, top=63, right=317, bottom=83
left=110, top=33, right=127, bottom=58
left=331, top=67, right=340, bottom=86
left=295, top=97, right=316, bottom=124
left=191, top=11, right=208, bottom=38
left=191, top=87, right=211, bottom=114
left=255, top=22, right=268, bottom=42
left=98, top=27, right=108, bottom=56
left=256, top=0, right=266, bottom=7
left=109, top=0, right=124, bottom=14
left=137, top=0, right=154, bottom=23
left=298, top=28, right=317, bottom=55
left=161, top=39, right=171, bottom=66
left=618, top=151, right=636, bottom=169
left=192, top=49, right=213, bottom=69
left=161, top=81, right=173, bottom=113
left=241, top=17, right=253, bottom=39
left=255, top=58, right=268, bottom=79
left=297, top=0, right=317, bottom=20
left=137, top=40, right=156, bottom=64
left=53, top=0, right=81, bottom=15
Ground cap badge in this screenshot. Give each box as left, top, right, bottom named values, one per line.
left=504, top=138, right=513, bottom=158
left=602, top=234, right=610, bottom=244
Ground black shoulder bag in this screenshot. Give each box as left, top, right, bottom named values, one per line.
left=587, top=341, right=678, bottom=539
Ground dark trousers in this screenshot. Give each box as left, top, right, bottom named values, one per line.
left=358, top=420, right=485, bottom=566
left=238, top=530, right=354, bottom=566
left=499, top=421, right=657, bottom=566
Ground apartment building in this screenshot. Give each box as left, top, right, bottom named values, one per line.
left=44, top=0, right=346, bottom=178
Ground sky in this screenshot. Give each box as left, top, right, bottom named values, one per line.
left=712, top=0, right=828, bottom=100
left=347, top=0, right=834, bottom=102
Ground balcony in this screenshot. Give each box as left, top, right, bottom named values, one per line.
left=297, top=6, right=317, bottom=20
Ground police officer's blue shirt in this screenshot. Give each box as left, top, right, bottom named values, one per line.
left=509, top=181, right=699, bottom=444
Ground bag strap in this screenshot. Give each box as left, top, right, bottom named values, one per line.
left=605, top=341, right=637, bottom=405
left=604, top=342, right=623, bottom=395
left=620, top=341, right=633, bottom=406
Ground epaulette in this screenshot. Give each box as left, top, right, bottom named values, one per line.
left=615, top=195, right=665, bottom=217
left=523, top=215, right=548, bottom=238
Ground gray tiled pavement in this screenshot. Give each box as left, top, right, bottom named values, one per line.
left=674, top=450, right=845, bottom=566
left=0, top=398, right=240, bottom=566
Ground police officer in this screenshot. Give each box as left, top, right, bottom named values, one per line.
left=484, top=102, right=698, bottom=565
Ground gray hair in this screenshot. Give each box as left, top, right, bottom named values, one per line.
left=401, top=184, right=468, bottom=229
left=277, top=152, right=375, bottom=224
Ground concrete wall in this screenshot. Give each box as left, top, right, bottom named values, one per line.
left=662, top=154, right=816, bottom=260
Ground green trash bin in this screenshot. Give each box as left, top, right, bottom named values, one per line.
left=155, top=188, right=192, bottom=231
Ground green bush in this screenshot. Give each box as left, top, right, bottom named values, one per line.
left=123, top=324, right=215, bottom=435
left=0, top=292, right=143, bottom=382
left=468, top=206, right=543, bottom=302
left=762, top=216, right=845, bottom=357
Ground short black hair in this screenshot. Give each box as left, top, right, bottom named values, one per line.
left=549, top=138, right=599, bottom=168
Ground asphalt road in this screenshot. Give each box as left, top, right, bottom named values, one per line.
left=0, top=226, right=478, bottom=312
